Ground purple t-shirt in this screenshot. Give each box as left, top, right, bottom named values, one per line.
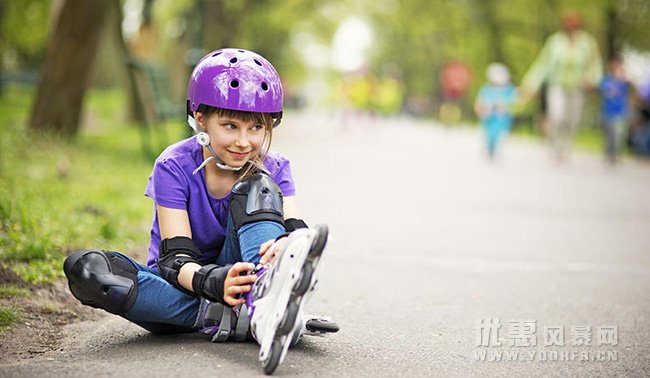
left=144, top=137, right=296, bottom=267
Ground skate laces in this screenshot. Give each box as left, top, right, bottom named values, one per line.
left=251, top=264, right=271, bottom=301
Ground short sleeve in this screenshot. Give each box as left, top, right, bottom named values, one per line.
left=275, top=159, right=296, bottom=197
left=265, top=153, right=296, bottom=197
left=145, top=158, right=190, bottom=209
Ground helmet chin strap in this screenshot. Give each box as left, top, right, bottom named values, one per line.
left=189, top=116, right=269, bottom=176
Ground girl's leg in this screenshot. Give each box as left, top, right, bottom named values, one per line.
left=198, top=218, right=284, bottom=341
left=239, top=221, right=285, bottom=264
left=107, top=253, right=199, bottom=333
left=120, top=259, right=200, bottom=332
left=64, top=250, right=200, bottom=333
left=218, top=215, right=285, bottom=266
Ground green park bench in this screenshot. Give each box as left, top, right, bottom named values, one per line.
left=0, top=69, right=39, bottom=92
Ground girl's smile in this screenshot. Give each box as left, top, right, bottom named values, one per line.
left=227, top=149, right=252, bottom=160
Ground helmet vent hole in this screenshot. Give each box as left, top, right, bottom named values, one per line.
left=230, top=57, right=238, bottom=64
left=261, top=82, right=269, bottom=91
left=230, top=80, right=240, bottom=88
left=254, top=59, right=263, bottom=66
left=212, top=52, right=222, bottom=57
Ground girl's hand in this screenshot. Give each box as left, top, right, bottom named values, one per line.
left=259, top=237, right=288, bottom=265
left=223, top=262, right=256, bottom=306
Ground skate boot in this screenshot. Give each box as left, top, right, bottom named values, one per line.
left=246, top=224, right=331, bottom=375
left=192, top=296, right=339, bottom=345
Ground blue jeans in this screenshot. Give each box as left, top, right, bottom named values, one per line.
left=120, top=219, right=284, bottom=333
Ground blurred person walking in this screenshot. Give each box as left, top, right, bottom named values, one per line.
left=629, top=75, right=650, bottom=156
left=520, top=11, right=603, bottom=163
left=474, top=63, right=518, bottom=160
left=599, top=56, right=632, bottom=164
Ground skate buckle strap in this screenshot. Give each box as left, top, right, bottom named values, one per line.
left=212, top=308, right=232, bottom=342
left=233, top=305, right=250, bottom=341
left=196, top=300, right=252, bottom=342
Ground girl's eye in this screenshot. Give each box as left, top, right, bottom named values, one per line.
left=224, top=123, right=236, bottom=130
left=251, top=124, right=264, bottom=131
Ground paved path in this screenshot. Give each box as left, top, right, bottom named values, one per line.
left=3, top=112, right=650, bottom=377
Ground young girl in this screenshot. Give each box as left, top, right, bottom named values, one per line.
left=474, top=63, right=518, bottom=160
left=63, top=48, right=336, bottom=375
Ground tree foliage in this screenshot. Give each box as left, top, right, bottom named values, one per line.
left=365, top=0, right=650, bottom=109
left=3, top=0, right=650, bottom=135
left=0, top=0, right=51, bottom=67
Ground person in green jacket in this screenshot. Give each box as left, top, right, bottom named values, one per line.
left=521, top=11, right=603, bottom=163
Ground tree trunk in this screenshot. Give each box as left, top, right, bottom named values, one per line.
left=605, top=1, right=619, bottom=59
left=199, top=0, right=254, bottom=50
left=478, top=1, right=505, bottom=64
left=28, top=0, right=111, bottom=137
left=109, top=0, right=146, bottom=125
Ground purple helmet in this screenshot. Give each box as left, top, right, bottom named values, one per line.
left=187, top=48, right=283, bottom=118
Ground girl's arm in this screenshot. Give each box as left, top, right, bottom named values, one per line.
left=157, top=204, right=192, bottom=239
left=156, top=205, right=200, bottom=291
left=156, top=204, right=254, bottom=306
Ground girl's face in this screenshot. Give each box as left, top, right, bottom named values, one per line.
left=197, top=112, right=267, bottom=168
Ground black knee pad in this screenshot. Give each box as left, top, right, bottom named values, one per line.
left=63, top=250, right=138, bottom=315
left=230, top=173, right=285, bottom=231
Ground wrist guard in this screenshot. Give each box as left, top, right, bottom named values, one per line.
left=156, top=236, right=200, bottom=296
left=274, top=218, right=309, bottom=241
left=192, top=264, right=232, bottom=305
left=284, top=218, right=308, bottom=232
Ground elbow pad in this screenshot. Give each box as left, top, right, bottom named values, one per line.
left=156, top=236, right=200, bottom=296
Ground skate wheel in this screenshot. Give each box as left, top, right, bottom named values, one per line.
left=308, top=225, right=329, bottom=259
left=306, top=319, right=340, bottom=333
left=279, top=300, right=299, bottom=335
left=263, top=339, right=282, bottom=375
left=293, top=263, right=314, bottom=296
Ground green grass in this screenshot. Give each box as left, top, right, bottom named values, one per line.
left=0, top=84, right=186, bottom=284
left=0, top=285, right=30, bottom=298
left=0, top=306, right=20, bottom=328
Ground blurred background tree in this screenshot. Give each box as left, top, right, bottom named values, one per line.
left=0, top=0, right=648, bottom=136
left=29, top=0, right=112, bottom=136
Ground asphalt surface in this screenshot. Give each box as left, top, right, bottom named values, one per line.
left=2, top=112, right=650, bottom=377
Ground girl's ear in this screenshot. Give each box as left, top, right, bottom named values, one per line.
left=194, top=111, right=207, bottom=131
